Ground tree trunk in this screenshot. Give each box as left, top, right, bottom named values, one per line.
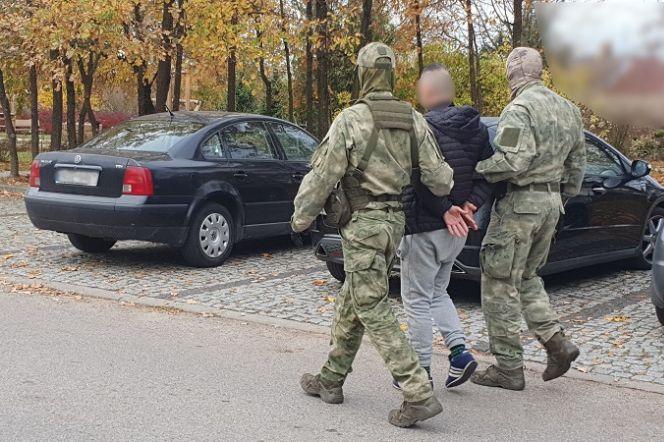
left=172, top=0, right=186, bottom=111
left=227, top=52, right=237, bottom=112
left=414, top=3, right=424, bottom=76
left=465, top=0, right=481, bottom=112
left=227, top=12, right=238, bottom=112
left=77, top=53, right=100, bottom=145
left=256, top=28, right=274, bottom=116
left=29, top=65, right=39, bottom=158
left=512, top=0, right=523, bottom=48
left=173, top=43, right=183, bottom=111
left=155, top=0, right=174, bottom=112
left=0, top=69, right=19, bottom=177
left=360, top=0, right=372, bottom=46
left=279, top=0, right=294, bottom=121
left=64, top=58, right=77, bottom=149
left=305, top=0, right=314, bottom=131
left=50, top=82, right=63, bottom=152
left=315, top=0, right=330, bottom=137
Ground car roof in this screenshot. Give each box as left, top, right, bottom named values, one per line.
left=132, top=111, right=286, bottom=125
left=480, top=116, right=498, bottom=127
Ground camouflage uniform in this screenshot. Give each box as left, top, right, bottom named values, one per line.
left=291, top=43, right=454, bottom=404
left=475, top=48, right=586, bottom=371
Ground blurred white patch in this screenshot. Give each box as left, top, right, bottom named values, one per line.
left=537, top=1, right=664, bottom=128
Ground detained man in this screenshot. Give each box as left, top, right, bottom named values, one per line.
left=395, top=64, right=493, bottom=390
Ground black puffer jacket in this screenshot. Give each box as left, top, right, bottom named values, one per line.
left=404, top=104, right=493, bottom=235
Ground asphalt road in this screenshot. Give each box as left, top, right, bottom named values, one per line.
left=1, top=291, right=662, bottom=441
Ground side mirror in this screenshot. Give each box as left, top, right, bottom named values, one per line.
left=631, top=159, right=651, bottom=179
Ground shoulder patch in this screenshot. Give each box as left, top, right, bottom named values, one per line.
left=497, top=127, right=521, bottom=148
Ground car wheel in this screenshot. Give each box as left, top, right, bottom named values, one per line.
left=67, top=234, right=116, bottom=253
left=326, top=261, right=346, bottom=282
left=181, top=203, right=235, bottom=267
left=629, top=207, right=664, bottom=270
left=657, top=306, right=664, bottom=326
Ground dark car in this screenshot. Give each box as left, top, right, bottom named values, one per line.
left=650, top=220, right=664, bottom=325
left=313, top=118, right=664, bottom=282
left=25, top=111, right=318, bottom=267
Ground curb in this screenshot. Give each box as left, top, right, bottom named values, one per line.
left=0, top=183, right=27, bottom=194
left=8, top=275, right=664, bottom=396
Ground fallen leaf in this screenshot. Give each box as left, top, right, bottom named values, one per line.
left=261, top=253, right=273, bottom=259
left=399, top=323, right=409, bottom=332
left=313, top=279, right=327, bottom=286
left=324, top=296, right=336, bottom=303
left=606, top=315, right=630, bottom=323
left=1, top=254, right=14, bottom=260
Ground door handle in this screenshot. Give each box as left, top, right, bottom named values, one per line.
left=591, top=186, right=607, bottom=195
left=234, top=171, right=248, bottom=179
left=291, top=173, right=304, bottom=181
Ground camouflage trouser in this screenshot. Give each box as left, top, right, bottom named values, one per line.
left=480, top=190, right=564, bottom=370
left=319, top=209, right=433, bottom=403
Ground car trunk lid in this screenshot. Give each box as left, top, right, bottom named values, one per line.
left=37, top=150, right=168, bottom=197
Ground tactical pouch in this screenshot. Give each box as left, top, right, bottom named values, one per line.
left=324, top=182, right=352, bottom=229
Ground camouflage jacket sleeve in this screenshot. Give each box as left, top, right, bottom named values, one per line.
left=561, top=119, right=586, bottom=197
left=475, top=105, right=536, bottom=183
left=413, top=111, right=454, bottom=197
left=290, top=113, right=350, bottom=232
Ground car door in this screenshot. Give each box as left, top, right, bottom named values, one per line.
left=266, top=122, right=318, bottom=216
left=219, top=120, right=293, bottom=227
left=549, top=136, right=647, bottom=261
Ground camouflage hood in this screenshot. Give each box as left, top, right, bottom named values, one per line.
left=506, top=47, right=543, bottom=97
left=357, top=42, right=396, bottom=98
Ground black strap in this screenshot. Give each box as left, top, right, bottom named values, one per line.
left=409, top=127, right=419, bottom=172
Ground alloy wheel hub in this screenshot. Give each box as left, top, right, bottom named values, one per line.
left=642, top=216, right=663, bottom=263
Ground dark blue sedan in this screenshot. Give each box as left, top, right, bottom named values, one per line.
left=25, top=111, right=318, bottom=267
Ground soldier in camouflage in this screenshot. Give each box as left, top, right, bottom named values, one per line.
left=470, top=47, right=586, bottom=390
left=291, top=42, right=454, bottom=427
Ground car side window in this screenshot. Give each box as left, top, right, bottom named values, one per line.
left=268, top=123, right=318, bottom=162
left=585, top=139, right=624, bottom=178
left=200, top=133, right=225, bottom=160
left=221, top=121, right=276, bottom=160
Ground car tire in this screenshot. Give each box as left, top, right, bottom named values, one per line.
left=326, top=261, right=346, bottom=282
left=181, top=203, right=235, bottom=268
left=629, top=207, right=664, bottom=270
left=656, top=306, right=664, bottom=326
left=67, top=234, right=116, bottom=253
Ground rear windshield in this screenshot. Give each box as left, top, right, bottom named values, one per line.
left=82, top=119, right=205, bottom=152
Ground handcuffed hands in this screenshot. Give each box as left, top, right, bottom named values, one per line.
left=444, top=204, right=479, bottom=238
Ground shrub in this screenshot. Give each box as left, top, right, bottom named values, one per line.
left=626, top=133, right=664, bottom=161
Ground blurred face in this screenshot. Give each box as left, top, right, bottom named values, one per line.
left=417, top=69, right=454, bottom=111
left=417, top=77, right=440, bottom=111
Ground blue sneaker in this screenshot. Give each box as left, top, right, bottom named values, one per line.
left=446, top=350, right=478, bottom=389
left=392, top=366, right=433, bottom=391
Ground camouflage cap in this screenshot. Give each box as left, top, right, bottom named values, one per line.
left=506, top=47, right=543, bottom=94
left=357, top=42, right=396, bottom=70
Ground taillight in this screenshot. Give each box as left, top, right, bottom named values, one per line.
left=122, top=166, right=153, bottom=196
left=29, top=160, right=40, bottom=188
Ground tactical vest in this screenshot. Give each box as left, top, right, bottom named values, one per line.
left=342, top=96, right=420, bottom=212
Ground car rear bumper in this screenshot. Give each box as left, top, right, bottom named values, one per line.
left=312, top=232, right=481, bottom=282
left=24, top=188, right=189, bottom=246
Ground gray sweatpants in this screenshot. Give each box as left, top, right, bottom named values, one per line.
left=398, top=228, right=467, bottom=367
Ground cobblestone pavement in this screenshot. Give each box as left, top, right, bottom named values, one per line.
left=2, top=195, right=663, bottom=386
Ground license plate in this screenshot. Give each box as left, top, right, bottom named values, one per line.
left=55, top=168, right=100, bottom=187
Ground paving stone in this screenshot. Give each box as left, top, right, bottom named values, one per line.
left=2, top=196, right=663, bottom=386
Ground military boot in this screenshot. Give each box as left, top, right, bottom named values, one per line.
left=542, top=332, right=580, bottom=381
left=470, top=365, right=525, bottom=390
left=387, top=396, right=443, bottom=428
left=300, top=373, right=344, bottom=404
